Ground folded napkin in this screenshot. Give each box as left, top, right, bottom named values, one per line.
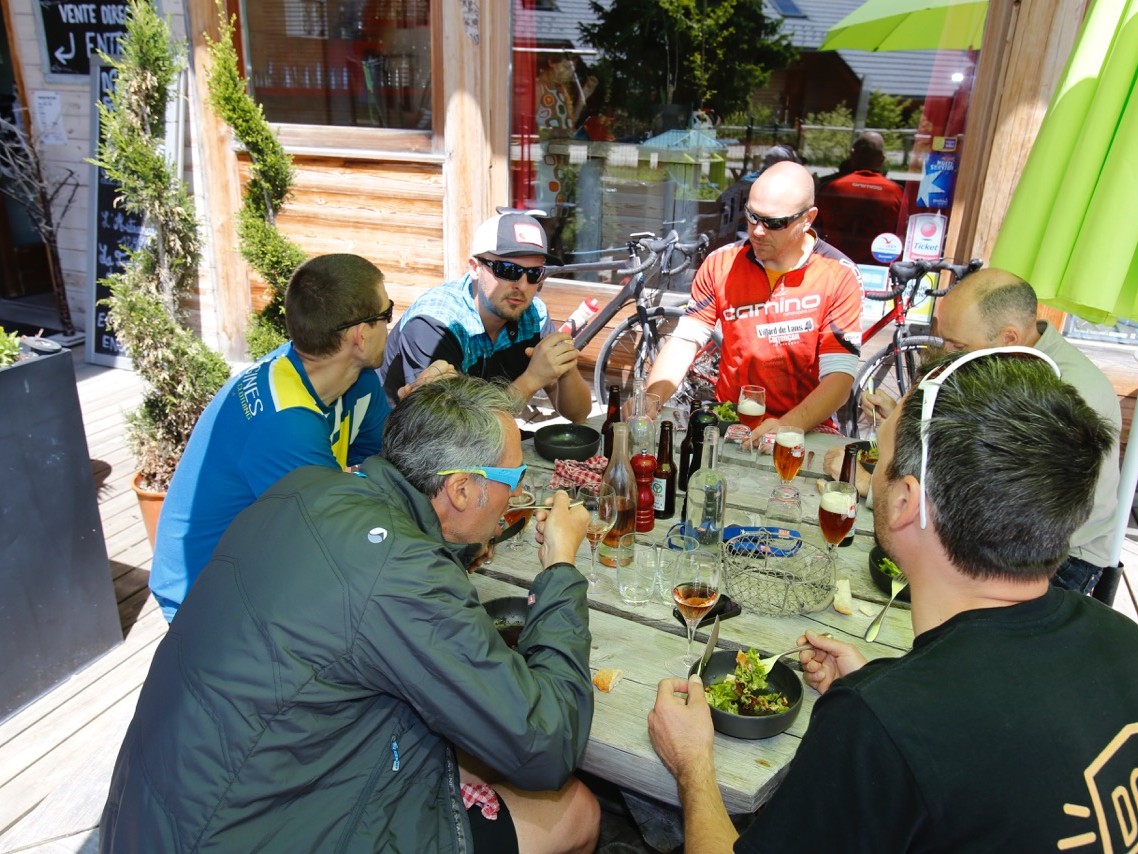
left=549, top=455, right=608, bottom=490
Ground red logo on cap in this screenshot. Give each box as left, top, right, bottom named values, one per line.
left=513, top=222, right=546, bottom=249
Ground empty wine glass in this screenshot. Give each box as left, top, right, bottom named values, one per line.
left=502, top=474, right=534, bottom=551
left=575, top=483, right=616, bottom=588
left=667, top=549, right=721, bottom=676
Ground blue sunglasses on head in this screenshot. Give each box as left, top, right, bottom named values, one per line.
left=437, top=464, right=528, bottom=491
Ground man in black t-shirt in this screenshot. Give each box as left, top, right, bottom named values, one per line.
left=648, top=347, right=1138, bottom=851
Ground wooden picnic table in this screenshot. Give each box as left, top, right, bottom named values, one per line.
left=471, top=415, right=913, bottom=814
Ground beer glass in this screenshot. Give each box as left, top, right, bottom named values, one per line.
left=818, top=481, right=858, bottom=566
left=772, top=425, right=806, bottom=484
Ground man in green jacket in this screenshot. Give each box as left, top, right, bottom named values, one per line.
left=100, top=376, right=599, bottom=853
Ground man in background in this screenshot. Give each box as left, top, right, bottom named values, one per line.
left=838, top=268, right=1122, bottom=594
left=646, top=161, right=862, bottom=440
left=649, top=348, right=1134, bottom=851
left=380, top=209, right=592, bottom=423
left=815, top=131, right=907, bottom=264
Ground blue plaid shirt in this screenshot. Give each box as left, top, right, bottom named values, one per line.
left=378, top=273, right=553, bottom=405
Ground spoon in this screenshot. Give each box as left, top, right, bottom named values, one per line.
left=864, top=576, right=907, bottom=642
left=758, top=633, right=832, bottom=672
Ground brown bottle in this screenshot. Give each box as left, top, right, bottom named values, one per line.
left=677, top=402, right=701, bottom=491
left=599, top=423, right=636, bottom=567
left=838, top=442, right=861, bottom=547
left=601, top=384, right=621, bottom=459
left=652, top=421, right=676, bottom=519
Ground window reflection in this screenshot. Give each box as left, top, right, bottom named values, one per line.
left=242, top=0, right=432, bottom=130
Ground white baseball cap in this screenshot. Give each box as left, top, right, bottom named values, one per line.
left=471, top=208, right=560, bottom=263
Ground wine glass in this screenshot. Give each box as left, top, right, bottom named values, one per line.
left=737, top=385, right=767, bottom=430
left=668, top=549, right=721, bottom=676
left=772, top=425, right=806, bottom=485
left=502, top=474, right=535, bottom=551
left=576, top=483, right=616, bottom=588
left=818, top=481, right=858, bottom=565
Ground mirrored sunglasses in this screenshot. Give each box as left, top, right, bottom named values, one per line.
left=437, top=464, right=529, bottom=491
left=915, top=346, right=1061, bottom=529
left=478, top=257, right=546, bottom=285
left=743, top=206, right=810, bottom=231
left=333, top=302, right=395, bottom=332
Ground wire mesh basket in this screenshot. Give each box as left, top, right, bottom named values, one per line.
left=723, top=531, right=834, bottom=616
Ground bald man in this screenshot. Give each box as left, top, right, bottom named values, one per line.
left=815, top=131, right=907, bottom=265
left=647, top=161, right=863, bottom=438
left=854, top=268, right=1122, bottom=594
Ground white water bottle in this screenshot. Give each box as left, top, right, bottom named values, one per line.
left=558, top=298, right=600, bottom=335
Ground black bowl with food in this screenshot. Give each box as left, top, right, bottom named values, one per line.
left=482, top=595, right=528, bottom=649
left=690, top=649, right=803, bottom=740
left=533, top=424, right=601, bottom=462
left=868, top=544, right=910, bottom=602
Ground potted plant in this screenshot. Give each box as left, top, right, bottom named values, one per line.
left=91, top=0, right=230, bottom=544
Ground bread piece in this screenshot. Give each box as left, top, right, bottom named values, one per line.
left=592, top=668, right=624, bottom=692
left=833, top=578, right=854, bottom=615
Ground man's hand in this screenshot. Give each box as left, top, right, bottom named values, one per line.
left=648, top=675, right=716, bottom=783
left=861, top=389, right=897, bottom=424
left=523, top=332, right=580, bottom=389
left=533, top=489, right=587, bottom=568
left=747, top=417, right=781, bottom=454
left=822, top=446, right=870, bottom=498
left=397, top=360, right=458, bottom=401
left=798, top=629, right=867, bottom=695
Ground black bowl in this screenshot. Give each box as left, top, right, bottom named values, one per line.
left=482, top=595, right=528, bottom=649
left=691, top=649, right=803, bottom=739
left=533, top=424, right=601, bottom=462
left=868, top=544, right=910, bottom=602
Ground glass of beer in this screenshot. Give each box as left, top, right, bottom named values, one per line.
left=773, top=425, right=806, bottom=484
left=818, top=481, right=858, bottom=565
left=737, top=385, right=767, bottom=430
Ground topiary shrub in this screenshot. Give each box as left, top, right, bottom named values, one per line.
left=91, top=0, right=230, bottom=492
left=206, top=1, right=306, bottom=359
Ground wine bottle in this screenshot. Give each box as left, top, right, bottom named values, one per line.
left=599, top=423, right=636, bottom=567
left=601, top=384, right=621, bottom=459
left=652, top=420, right=676, bottom=519
left=677, top=402, right=701, bottom=491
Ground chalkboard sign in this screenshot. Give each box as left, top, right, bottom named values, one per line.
left=34, top=1, right=129, bottom=77
left=86, top=61, right=142, bottom=368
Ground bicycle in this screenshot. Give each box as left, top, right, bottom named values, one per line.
left=842, top=256, right=983, bottom=437
left=545, top=230, right=721, bottom=408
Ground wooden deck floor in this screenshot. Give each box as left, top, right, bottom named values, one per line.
left=1, top=343, right=1135, bottom=854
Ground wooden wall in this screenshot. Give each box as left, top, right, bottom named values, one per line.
left=239, top=153, right=445, bottom=316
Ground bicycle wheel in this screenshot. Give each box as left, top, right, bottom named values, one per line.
left=842, top=335, right=942, bottom=438
left=594, top=306, right=721, bottom=409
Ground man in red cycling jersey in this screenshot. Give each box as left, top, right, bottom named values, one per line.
left=646, top=161, right=863, bottom=441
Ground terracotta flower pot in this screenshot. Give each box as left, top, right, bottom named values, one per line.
left=131, top=472, right=166, bottom=550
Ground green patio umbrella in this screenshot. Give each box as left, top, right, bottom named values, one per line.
left=820, top=0, right=988, bottom=52
left=991, top=0, right=1138, bottom=326
left=991, top=0, right=1138, bottom=574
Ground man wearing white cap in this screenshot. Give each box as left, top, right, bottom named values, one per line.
left=380, top=209, right=592, bottom=422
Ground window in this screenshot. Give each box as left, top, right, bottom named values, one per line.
left=240, top=0, right=432, bottom=132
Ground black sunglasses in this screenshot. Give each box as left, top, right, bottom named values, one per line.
left=744, top=206, right=811, bottom=231
left=333, top=302, right=395, bottom=332
left=477, top=257, right=546, bottom=285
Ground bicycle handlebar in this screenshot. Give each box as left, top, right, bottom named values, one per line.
left=544, top=231, right=708, bottom=280
left=864, top=257, right=984, bottom=301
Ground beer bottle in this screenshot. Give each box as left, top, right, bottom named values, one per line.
left=837, top=442, right=861, bottom=547
left=599, top=423, right=636, bottom=567
left=677, top=402, right=701, bottom=491
left=652, top=421, right=677, bottom=519
left=601, top=384, right=621, bottom=459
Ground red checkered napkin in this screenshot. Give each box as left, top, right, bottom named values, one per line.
left=549, top=455, right=608, bottom=489
left=461, top=782, right=501, bottom=820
